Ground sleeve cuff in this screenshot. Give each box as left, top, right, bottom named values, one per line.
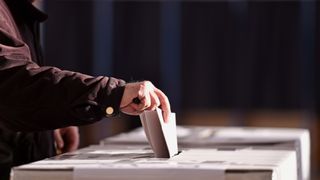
left=101, top=85, right=125, bottom=118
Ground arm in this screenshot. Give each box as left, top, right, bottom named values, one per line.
left=0, top=10, right=171, bottom=132
left=0, top=28, right=125, bottom=132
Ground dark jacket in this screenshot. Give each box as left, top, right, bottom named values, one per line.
left=0, top=0, right=125, bottom=178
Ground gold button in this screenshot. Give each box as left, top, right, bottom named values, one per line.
left=105, top=107, right=114, bottom=115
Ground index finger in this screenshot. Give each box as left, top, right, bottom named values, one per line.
left=154, top=88, right=171, bottom=123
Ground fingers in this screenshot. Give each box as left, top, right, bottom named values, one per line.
left=120, top=81, right=171, bottom=122
left=146, top=90, right=160, bottom=111
left=64, top=127, right=79, bottom=152
left=53, top=129, right=64, bottom=152
left=65, top=138, right=78, bottom=152
left=54, top=127, right=79, bottom=154
left=138, top=92, right=151, bottom=111
left=136, top=82, right=161, bottom=112
left=121, top=104, right=144, bottom=116
left=154, top=88, right=171, bottom=123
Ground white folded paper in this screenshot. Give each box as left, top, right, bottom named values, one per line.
left=139, top=108, right=178, bottom=158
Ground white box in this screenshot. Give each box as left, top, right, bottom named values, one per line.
left=101, top=126, right=310, bottom=180
left=12, top=145, right=297, bottom=180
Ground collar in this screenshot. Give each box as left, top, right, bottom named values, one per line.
left=5, top=0, right=48, bottom=22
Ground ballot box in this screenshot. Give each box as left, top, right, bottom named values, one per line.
left=101, top=126, right=310, bottom=180
left=12, top=144, right=297, bottom=180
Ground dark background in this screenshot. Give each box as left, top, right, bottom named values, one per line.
left=44, top=1, right=319, bottom=112
left=42, top=0, right=319, bottom=177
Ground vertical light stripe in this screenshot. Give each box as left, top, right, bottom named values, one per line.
left=299, top=1, right=316, bottom=110
left=299, top=1, right=316, bottom=131
left=38, top=1, right=46, bottom=51
left=93, top=0, right=113, bottom=76
left=228, top=1, right=248, bottom=126
left=160, top=2, right=181, bottom=112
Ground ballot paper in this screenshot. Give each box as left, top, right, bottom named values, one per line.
left=139, top=108, right=178, bottom=158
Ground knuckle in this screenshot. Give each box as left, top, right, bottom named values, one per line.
left=138, top=90, right=144, bottom=97
left=143, top=80, right=152, bottom=87
left=139, top=83, right=145, bottom=90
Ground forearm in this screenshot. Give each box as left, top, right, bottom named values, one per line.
left=0, top=58, right=125, bottom=131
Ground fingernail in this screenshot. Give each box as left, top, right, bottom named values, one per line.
left=165, top=114, right=169, bottom=123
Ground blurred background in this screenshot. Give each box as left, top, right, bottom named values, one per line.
left=39, top=0, right=319, bottom=178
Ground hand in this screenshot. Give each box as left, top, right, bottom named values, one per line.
left=120, top=81, right=171, bottom=122
left=54, top=126, right=79, bottom=154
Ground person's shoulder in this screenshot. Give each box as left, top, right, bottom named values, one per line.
left=0, top=0, right=23, bottom=41
left=0, top=0, right=13, bottom=30
left=0, top=0, right=30, bottom=60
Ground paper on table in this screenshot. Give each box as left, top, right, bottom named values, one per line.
left=139, top=108, right=178, bottom=158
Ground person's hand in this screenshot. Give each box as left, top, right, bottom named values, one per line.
left=120, top=81, right=171, bottom=122
left=54, top=126, right=79, bottom=154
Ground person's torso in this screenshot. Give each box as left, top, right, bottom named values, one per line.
left=0, top=1, right=55, bottom=176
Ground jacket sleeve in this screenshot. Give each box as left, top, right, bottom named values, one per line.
left=0, top=27, right=126, bottom=132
